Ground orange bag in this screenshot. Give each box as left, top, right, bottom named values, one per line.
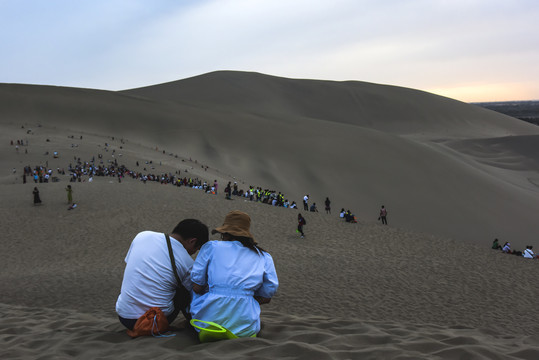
left=126, top=307, right=172, bottom=338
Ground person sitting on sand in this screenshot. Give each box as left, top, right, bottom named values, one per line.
left=116, top=219, right=209, bottom=331
left=491, top=238, right=502, bottom=250
left=190, top=211, right=278, bottom=338
left=502, top=242, right=511, bottom=253
left=290, top=201, right=297, bottom=209
left=310, top=203, right=318, bottom=212
left=340, top=208, right=346, bottom=218
left=345, top=210, right=357, bottom=223
left=523, top=245, right=535, bottom=259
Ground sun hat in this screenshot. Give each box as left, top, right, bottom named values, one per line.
left=212, top=210, right=254, bottom=239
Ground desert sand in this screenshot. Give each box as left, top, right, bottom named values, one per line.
left=1, top=72, right=539, bottom=359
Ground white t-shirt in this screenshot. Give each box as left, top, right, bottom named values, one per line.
left=115, top=231, right=194, bottom=319
left=523, top=248, right=535, bottom=259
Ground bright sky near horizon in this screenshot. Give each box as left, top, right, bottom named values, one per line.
left=1, top=0, right=538, bottom=103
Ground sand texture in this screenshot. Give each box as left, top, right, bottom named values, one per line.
left=1, top=72, right=539, bottom=359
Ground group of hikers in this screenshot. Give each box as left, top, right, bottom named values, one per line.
left=115, top=210, right=278, bottom=340
left=492, top=238, right=536, bottom=259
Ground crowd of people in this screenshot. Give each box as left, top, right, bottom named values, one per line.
left=27, top=153, right=390, bottom=231
left=23, top=142, right=390, bottom=237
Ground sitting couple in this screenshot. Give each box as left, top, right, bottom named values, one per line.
left=115, top=210, right=278, bottom=338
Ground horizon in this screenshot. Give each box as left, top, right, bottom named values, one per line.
left=2, top=1, right=539, bottom=103
left=3, top=71, right=539, bottom=104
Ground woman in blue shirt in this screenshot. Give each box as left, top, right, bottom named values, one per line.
left=190, top=211, right=278, bottom=337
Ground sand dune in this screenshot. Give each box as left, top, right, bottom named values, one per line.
left=2, top=71, right=539, bottom=358
left=2, top=71, right=539, bottom=248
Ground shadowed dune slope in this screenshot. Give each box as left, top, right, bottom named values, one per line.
left=2, top=71, right=539, bottom=248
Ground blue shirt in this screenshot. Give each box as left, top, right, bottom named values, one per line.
left=190, top=240, right=278, bottom=337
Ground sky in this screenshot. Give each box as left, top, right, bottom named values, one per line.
left=1, top=0, right=538, bottom=102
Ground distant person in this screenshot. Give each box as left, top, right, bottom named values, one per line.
left=33, top=187, right=42, bottom=205
left=225, top=182, right=232, bottom=200
left=523, top=246, right=535, bottom=259
left=340, top=208, right=346, bottom=218
left=303, top=195, right=309, bottom=211
left=345, top=210, right=357, bottom=223
left=66, top=185, right=73, bottom=204
left=324, top=197, right=331, bottom=214
left=492, top=238, right=501, bottom=250
left=190, top=211, right=278, bottom=338
left=290, top=201, right=297, bottom=209
left=502, top=242, right=511, bottom=253
left=310, top=203, right=318, bottom=212
left=379, top=205, right=388, bottom=225
left=213, top=180, right=218, bottom=194
left=116, top=219, right=209, bottom=332
left=297, top=213, right=306, bottom=238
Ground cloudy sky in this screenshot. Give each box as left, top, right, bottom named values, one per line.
left=1, top=0, right=538, bottom=102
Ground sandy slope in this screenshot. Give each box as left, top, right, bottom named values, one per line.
left=2, top=72, right=539, bottom=249
left=1, top=117, right=539, bottom=359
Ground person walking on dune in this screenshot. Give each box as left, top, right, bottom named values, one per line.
left=66, top=185, right=73, bottom=204
left=297, top=213, right=306, bottom=238
left=303, top=195, right=309, bottom=211
left=325, top=197, right=331, bottom=214
left=379, top=205, right=388, bottom=225
left=33, top=187, right=42, bottom=205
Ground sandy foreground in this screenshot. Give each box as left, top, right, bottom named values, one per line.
left=1, top=119, right=539, bottom=359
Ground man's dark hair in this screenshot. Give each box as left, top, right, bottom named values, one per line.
left=172, top=219, right=209, bottom=249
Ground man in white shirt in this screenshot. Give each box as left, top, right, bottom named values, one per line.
left=116, top=219, right=209, bottom=330
left=523, top=246, right=535, bottom=259
left=303, top=195, right=309, bottom=211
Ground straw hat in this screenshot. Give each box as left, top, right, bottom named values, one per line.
left=212, top=210, right=254, bottom=239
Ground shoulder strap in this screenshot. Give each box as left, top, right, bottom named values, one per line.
left=165, top=233, right=182, bottom=286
